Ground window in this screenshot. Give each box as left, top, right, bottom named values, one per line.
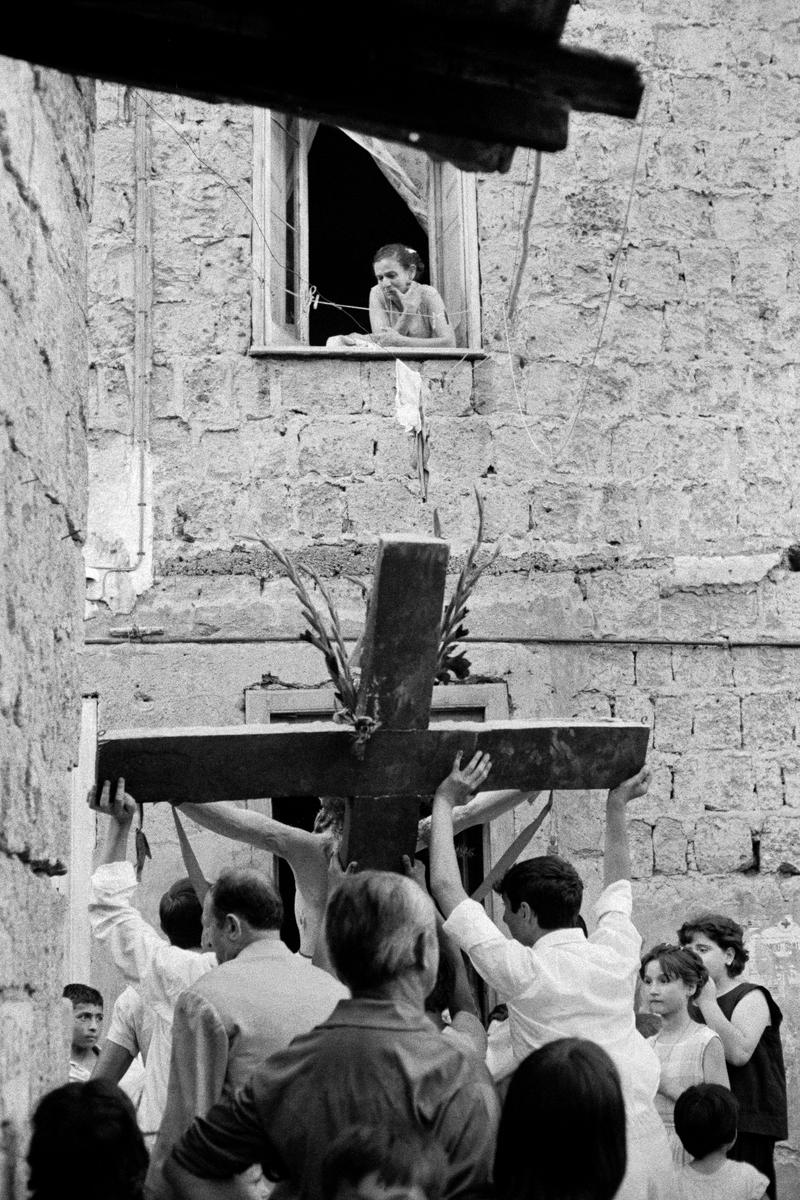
left=252, top=110, right=481, bottom=351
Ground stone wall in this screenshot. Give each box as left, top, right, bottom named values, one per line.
left=83, top=0, right=800, bottom=1186
left=0, top=57, right=93, bottom=1195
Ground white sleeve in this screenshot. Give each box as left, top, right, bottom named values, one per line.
left=590, top=879, right=641, bottom=965
left=89, top=861, right=214, bottom=1015
left=106, top=986, right=142, bottom=1056
left=443, top=898, right=537, bottom=999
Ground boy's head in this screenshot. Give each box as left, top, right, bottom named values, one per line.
left=677, top=913, right=748, bottom=982
left=159, top=876, right=204, bottom=949
left=495, top=856, right=583, bottom=944
left=321, top=1124, right=448, bottom=1200
left=674, top=1084, right=739, bottom=1160
left=62, top=983, right=103, bottom=1053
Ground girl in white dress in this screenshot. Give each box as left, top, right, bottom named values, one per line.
left=641, top=943, right=730, bottom=1164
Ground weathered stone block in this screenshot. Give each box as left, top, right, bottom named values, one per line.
left=741, top=693, right=797, bottom=752
left=629, top=819, right=655, bottom=879
left=691, top=694, right=743, bottom=750
left=281, top=362, right=367, bottom=416
left=693, top=815, right=756, bottom=873
left=760, top=815, right=800, bottom=873
left=654, top=817, right=689, bottom=874
left=671, top=646, right=735, bottom=691
left=654, top=695, right=693, bottom=753
left=673, top=750, right=762, bottom=811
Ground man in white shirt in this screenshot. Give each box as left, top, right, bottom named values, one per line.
left=430, top=752, right=674, bottom=1200
left=88, top=780, right=216, bottom=1142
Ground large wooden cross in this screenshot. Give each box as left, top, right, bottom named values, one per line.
left=96, top=535, right=649, bottom=870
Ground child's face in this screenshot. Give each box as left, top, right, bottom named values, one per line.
left=71, top=1003, right=103, bottom=1051
left=682, top=933, right=733, bottom=984
left=642, top=961, right=694, bottom=1015
left=334, top=1174, right=427, bottom=1200
left=373, top=257, right=415, bottom=294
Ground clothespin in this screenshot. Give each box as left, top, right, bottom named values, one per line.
left=306, top=285, right=320, bottom=312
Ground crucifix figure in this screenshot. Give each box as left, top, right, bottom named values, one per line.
left=97, top=533, right=649, bottom=956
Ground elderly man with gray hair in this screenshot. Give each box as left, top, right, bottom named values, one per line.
left=164, top=870, right=499, bottom=1200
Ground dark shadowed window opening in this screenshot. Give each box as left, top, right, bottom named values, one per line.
left=307, top=125, right=429, bottom=347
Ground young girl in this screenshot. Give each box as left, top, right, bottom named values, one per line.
left=673, top=1084, right=769, bottom=1200
left=678, top=914, right=787, bottom=1199
left=641, top=943, right=729, bottom=1164
left=327, top=244, right=456, bottom=349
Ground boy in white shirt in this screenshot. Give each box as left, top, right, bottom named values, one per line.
left=430, top=752, right=673, bottom=1200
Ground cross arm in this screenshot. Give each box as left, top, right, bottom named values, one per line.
left=95, top=719, right=650, bottom=805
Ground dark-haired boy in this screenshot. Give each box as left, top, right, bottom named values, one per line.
left=63, top=983, right=104, bottom=1082
left=430, top=752, right=672, bottom=1200
left=673, top=1084, right=768, bottom=1199
left=678, top=914, right=787, bottom=1198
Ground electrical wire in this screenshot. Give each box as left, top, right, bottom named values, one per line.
left=506, top=151, right=542, bottom=319
left=550, top=87, right=650, bottom=464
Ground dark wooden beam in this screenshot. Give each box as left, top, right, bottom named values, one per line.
left=2, top=2, right=643, bottom=172
left=356, top=535, right=449, bottom=730
left=95, top=719, right=650, bottom=804
left=344, top=535, right=449, bottom=869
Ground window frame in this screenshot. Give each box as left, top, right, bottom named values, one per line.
left=251, top=109, right=482, bottom=353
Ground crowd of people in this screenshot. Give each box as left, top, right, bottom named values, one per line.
left=39, top=753, right=787, bottom=1200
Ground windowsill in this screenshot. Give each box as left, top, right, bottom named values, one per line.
left=249, top=345, right=486, bottom=361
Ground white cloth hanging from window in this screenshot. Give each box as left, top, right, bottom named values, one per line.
left=394, top=360, right=428, bottom=433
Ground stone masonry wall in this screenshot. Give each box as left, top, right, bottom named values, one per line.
left=83, top=0, right=800, bottom=1186
left=0, top=58, right=93, bottom=1196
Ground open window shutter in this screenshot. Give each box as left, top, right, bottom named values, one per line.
left=430, top=162, right=481, bottom=349
left=261, top=114, right=311, bottom=344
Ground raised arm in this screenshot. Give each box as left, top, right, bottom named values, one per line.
left=417, top=788, right=540, bottom=849
left=178, top=802, right=321, bottom=871
left=89, top=778, right=136, bottom=865
left=603, top=766, right=651, bottom=888
left=88, top=781, right=212, bottom=1000
left=695, top=984, right=771, bottom=1067
left=429, top=752, right=493, bottom=918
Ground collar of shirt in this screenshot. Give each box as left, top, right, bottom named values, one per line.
left=534, top=928, right=587, bottom=950
left=322, top=997, right=431, bottom=1032
left=233, top=935, right=290, bottom=963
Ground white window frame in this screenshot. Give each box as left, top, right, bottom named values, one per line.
left=251, top=110, right=482, bottom=352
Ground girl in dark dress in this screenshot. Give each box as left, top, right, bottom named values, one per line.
left=678, top=913, right=787, bottom=1199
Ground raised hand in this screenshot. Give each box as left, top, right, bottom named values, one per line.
left=608, top=764, right=651, bottom=806
left=402, top=854, right=429, bottom=893
left=88, top=778, right=137, bottom=824
left=434, top=750, right=492, bottom=808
